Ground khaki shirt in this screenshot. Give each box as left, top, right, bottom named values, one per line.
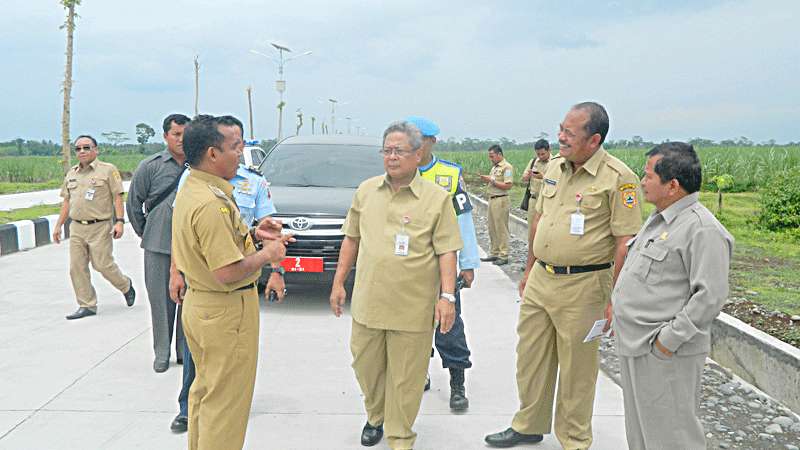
left=172, top=169, right=259, bottom=292
left=533, top=150, right=642, bottom=266
left=343, top=172, right=463, bottom=332
left=525, top=157, right=551, bottom=197
left=60, top=159, right=123, bottom=221
left=612, top=193, right=734, bottom=357
left=487, top=159, right=514, bottom=197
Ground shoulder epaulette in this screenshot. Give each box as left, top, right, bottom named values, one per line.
left=207, top=185, right=228, bottom=200
left=604, top=153, right=636, bottom=177
left=244, top=165, right=263, bottom=176
left=435, top=158, right=463, bottom=170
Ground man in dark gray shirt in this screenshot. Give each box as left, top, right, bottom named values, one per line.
left=126, top=113, right=191, bottom=373
left=612, top=142, right=733, bottom=450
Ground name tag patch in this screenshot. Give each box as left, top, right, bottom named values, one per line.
left=544, top=178, right=557, bottom=185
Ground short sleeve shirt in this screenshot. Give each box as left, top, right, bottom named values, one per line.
left=230, top=166, right=276, bottom=225
left=342, top=172, right=463, bottom=332
left=527, top=157, right=551, bottom=196
left=488, top=159, right=514, bottom=196
left=533, top=149, right=643, bottom=266
left=60, top=159, right=123, bottom=221
left=172, top=169, right=259, bottom=292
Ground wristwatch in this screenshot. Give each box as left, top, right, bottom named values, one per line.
left=439, top=292, right=456, bottom=303
left=115, top=218, right=125, bottom=224
left=270, top=266, right=285, bottom=276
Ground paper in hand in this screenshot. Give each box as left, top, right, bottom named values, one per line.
left=583, top=319, right=608, bottom=343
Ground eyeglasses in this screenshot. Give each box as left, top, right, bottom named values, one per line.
left=74, top=145, right=95, bottom=152
left=379, top=148, right=415, bottom=158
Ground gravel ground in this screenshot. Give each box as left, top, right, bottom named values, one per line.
left=470, top=210, right=800, bottom=449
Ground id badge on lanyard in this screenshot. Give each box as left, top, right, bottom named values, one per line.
left=85, top=188, right=96, bottom=201
left=570, top=193, right=585, bottom=236
left=395, top=215, right=411, bottom=256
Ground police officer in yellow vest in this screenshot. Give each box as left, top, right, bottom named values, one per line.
left=479, top=145, right=514, bottom=265
left=485, top=102, right=643, bottom=449
left=408, top=116, right=481, bottom=412
left=172, top=115, right=289, bottom=450
left=330, top=121, right=462, bottom=450
left=53, top=135, right=136, bottom=320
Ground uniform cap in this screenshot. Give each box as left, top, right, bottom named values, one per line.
left=406, top=116, right=439, bottom=137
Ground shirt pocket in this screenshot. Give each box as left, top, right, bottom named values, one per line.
left=234, top=191, right=256, bottom=209
left=541, top=184, right=557, bottom=198
left=581, top=193, right=604, bottom=210
left=638, top=244, right=668, bottom=283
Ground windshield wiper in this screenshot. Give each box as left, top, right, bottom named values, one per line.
left=283, top=183, right=335, bottom=188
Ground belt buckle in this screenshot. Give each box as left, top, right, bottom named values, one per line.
left=545, top=264, right=555, bottom=274
left=79, top=220, right=88, bottom=225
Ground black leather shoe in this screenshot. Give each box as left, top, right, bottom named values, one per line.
left=493, top=258, right=509, bottom=266
left=170, top=415, right=188, bottom=433
left=424, top=373, right=431, bottom=391
left=485, top=427, right=543, bottom=447
left=153, top=360, right=169, bottom=373
left=66, top=307, right=96, bottom=320
left=360, top=422, right=383, bottom=446
left=176, top=357, right=183, bottom=365
left=480, top=256, right=498, bottom=262
left=123, top=278, right=136, bottom=307
left=449, top=368, right=469, bottom=411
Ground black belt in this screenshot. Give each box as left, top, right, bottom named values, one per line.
left=489, top=194, right=508, bottom=199
left=538, top=260, right=612, bottom=275
left=73, top=218, right=109, bottom=225
left=234, top=282, right=256, bottom=292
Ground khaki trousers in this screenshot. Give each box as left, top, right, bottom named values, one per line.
left=619, top=350, right=706, bottom=450
left=526, top=194, right=537, bottom=246
left=182, top=288, right=260, bottom=450
left=68, top=220, right=130, bottom=309
left=511, top=263, right=611, bottom=450
left=350, top=319, right=434, bottom=450
left=488, top=195, right=510, bottom=258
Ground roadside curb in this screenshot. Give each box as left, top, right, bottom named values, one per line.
left=469, top=193, right=800, bottom=413
left=0, top=215, right=69, bottom=256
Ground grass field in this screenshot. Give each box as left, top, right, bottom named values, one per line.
left=0, top=203, right=61, bottom=224
left=0, top=155, right=145, bottom=184
left=442, top=146, right=800, bottom=192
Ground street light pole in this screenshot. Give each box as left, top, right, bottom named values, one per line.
left=328, top=98, right=338, bottom=134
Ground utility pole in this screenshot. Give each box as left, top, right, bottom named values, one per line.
left=311, top=116, right=316, bottom=135
left=328, top=99, right=338, bottom=134
left=194, top=55, right=200, bottom=116
left=246, top=86, right=255, bottom=140
left=59, top=0, right=80, bottom=173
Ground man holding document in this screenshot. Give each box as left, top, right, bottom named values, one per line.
left=485, top=102, right=642, bottom=449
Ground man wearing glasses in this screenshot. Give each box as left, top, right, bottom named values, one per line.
left=53, top=135, right=136, bottom=320
left=330, top=121, right=462, bottom=450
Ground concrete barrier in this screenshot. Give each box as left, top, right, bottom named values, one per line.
left=10, top=220, right=36, bottom=251
left=0, top=216, right=70, bottom=256
left=469, top=193, right=800, bottom=413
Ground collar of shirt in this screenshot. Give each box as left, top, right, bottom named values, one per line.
left=656, top=192, right=700, bottom=225
left=418, top=154, right=439, bottom=173
left=75, top=159, right=99, bottom=173
left=561, top=148, right=606, bottom=177
left=379, top=170, right=423, bottom=199
left=189, top=168, right=235, bottom=197
left=493, top=158, right=505, bottom=168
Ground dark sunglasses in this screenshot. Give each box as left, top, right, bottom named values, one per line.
left=74, top=145, right=95, bottom=152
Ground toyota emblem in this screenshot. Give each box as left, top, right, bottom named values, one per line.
left=289, top=217, right=312, bottom=231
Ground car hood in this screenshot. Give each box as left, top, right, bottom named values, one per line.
left=269, top=186, right=355, bottom=217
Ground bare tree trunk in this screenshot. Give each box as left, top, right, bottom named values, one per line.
left=60, top=1, right=77, bottom=174
left=246, top=86, right=254, bottom=140
left=194, top=55, right=200, bottom=116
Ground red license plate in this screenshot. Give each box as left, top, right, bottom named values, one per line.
left=281, top=257, right=324, bottom=273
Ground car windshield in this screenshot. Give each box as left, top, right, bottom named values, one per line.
left=261, top=144, right=385, bottom=188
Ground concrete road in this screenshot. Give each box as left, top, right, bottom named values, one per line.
left=0, top=181, right=131, bottom=211
left=0, top=225, right=628, bottom=449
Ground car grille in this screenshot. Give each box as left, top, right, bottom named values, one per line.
left=274, top=215, right=345, bottom=271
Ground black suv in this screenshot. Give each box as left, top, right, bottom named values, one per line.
left=258, top=134, right=384, bottom=283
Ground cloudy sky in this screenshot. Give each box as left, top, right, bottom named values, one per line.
left=2, top=0, right=798, bottom=144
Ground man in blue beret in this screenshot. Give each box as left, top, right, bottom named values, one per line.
left=407, top=116, right=480, bottom=412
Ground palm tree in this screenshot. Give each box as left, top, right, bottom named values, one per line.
left=60, top=0, right=81, bottom=173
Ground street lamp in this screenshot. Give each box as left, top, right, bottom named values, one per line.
left=250, top=43, right=312, bottom=140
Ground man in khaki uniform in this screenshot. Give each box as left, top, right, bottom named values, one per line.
left=486, top=102, right=643, bottom=449
left=479, top=144, right=513, bottom=265
left=520, top=139, right=552, bottom=235
left=172, top=115, right=288, bottom=450
left=53, top=135, right=135, bottom=320
left=614, top=142, right=733, bottom=450
left=330, top=121, right=462, bottom=450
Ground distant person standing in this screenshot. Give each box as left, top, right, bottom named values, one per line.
left=53, top=135, right=135, bottom=320
left=485, top=102, right=642, bottom=449
left=520, top=139, right=551, bottom=235
left=479, top=145, right=513, bottom=265
left=126, top=113, right=191, bottom=373
left=613, top=142, right=733, bottom=450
